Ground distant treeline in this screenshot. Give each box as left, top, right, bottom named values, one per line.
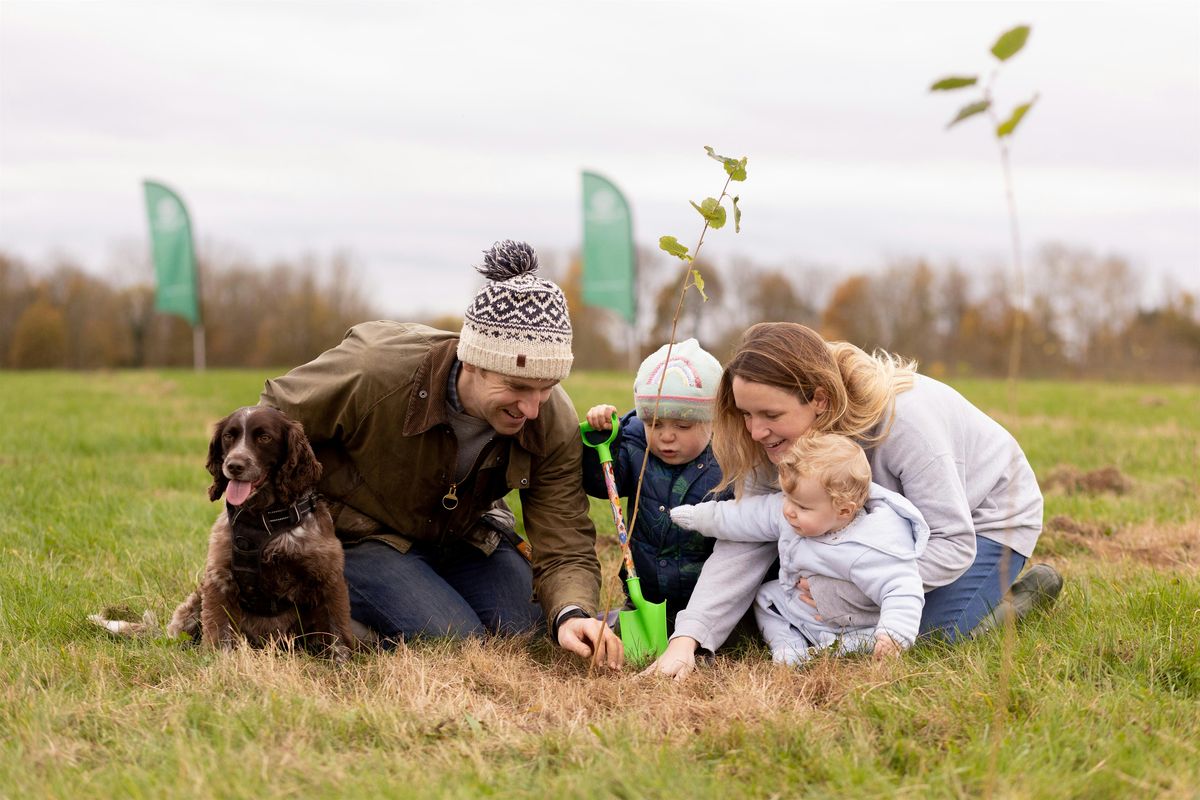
left=0, top=250, right=374, bottom=371
left=2, top=243, right=1197, bottom=381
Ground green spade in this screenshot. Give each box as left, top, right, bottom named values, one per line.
left=581, top=415, right=669, bottom=666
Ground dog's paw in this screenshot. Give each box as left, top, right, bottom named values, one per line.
left=88, top=607, right=159, bottom=638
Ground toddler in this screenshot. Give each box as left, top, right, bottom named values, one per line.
left=582, top=338, right=730, bottom=628
left=670, top=433, right=928, bottom=663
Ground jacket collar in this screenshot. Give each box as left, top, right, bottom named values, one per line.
left=402, top=338, right=456, bottom=435
left=401, top=337, right=549, bottom=456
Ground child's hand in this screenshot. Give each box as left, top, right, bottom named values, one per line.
left=585, top=404, right=619, bottom=430
left=638, top=636, right=700, bottom=681
left=872, top=632, right=902, bottom=659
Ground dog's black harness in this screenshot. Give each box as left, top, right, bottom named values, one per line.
left=227, top=493, right=318, bottom=616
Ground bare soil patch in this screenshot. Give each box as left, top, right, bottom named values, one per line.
left=1042, top=465, right=1133, bottom=495
left=1046, top=515, right=1197, bottom=572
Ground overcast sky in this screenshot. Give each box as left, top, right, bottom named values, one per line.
left=2, top=1, right=1197, bottom=318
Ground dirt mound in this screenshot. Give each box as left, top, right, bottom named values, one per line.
left=1046, top=515, right=1112, bottom=538
left=1045, top=515, right=1196, bottom=572
left=1042, top=464, right=1132, bottom=495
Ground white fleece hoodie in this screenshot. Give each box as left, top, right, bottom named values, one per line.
left=672, top=483, right=930, bottom=648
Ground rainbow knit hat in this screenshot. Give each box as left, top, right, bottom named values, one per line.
left=634, top=338, right=723, bottom=421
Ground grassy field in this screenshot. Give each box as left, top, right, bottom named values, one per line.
left=0, top=369, right=1197, bottom=799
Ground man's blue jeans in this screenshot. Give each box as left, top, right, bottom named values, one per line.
left=342, top=538, right=543, bottom=647
left=919, top=535, right=1026, bottom=642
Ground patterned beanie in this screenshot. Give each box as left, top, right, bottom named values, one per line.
left=634, top=338, right=724, bottom=422
left=457, top=240, right=574, bottom=381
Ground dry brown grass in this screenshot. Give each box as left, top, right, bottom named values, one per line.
left=135, top=634, right=941, bottom=756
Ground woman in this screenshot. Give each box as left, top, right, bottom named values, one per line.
left=644, top=322, right=1058, bottom=678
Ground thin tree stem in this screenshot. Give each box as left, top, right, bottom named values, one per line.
left=982, top=81, right=1024, bottom=800
left=998, top=137, right=1026, bottom=400
left=627, top=173, right=733, bottom=555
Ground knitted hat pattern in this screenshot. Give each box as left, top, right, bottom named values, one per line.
left=457, top=240, right=574, bottom=381
left=634, top=338, right=723, bottom=422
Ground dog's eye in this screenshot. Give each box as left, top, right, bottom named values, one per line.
left=257, top=434, right=272, bottom=444
left=222, top=431, right=235, bottom=441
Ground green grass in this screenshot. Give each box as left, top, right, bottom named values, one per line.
left=1, top=370, right=1197, bottom=799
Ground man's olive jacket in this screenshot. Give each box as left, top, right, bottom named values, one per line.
left=259, top=321, right=600, bottom=623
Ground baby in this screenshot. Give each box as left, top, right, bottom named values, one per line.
left=582, top=338, right=730, bottom=628
left=670, top=432, right=928, bottom=663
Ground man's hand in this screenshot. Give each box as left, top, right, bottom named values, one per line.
left=639, top=636, right=699, bottom=681
left=585, top=404, right=619, bottom=430
left=557, top=616, right=623, bottom=670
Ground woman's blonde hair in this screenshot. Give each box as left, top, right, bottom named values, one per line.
left=777, top=433, right=871, bottom=513
left=713, top=322, right=917, bottom=497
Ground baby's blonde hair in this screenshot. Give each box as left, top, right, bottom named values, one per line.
left=777, top=433, right=871, bottom=513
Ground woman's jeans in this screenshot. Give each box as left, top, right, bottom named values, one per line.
left=342, top=538, right=543, bottom=647
left=919, top=535, right=1026, bottom=642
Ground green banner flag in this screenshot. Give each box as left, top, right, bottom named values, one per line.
left=582, top=171, right=636, bottom=324
left=143, top=180, right=200, bottom=326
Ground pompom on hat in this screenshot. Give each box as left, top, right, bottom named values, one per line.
left=634, top=338, right=723, bottom=422
left=457, top=240, right=574, bottom=381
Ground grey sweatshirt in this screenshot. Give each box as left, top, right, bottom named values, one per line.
left=672, top=375, right=1044, bottom=651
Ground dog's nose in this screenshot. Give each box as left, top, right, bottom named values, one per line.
left=226, top=459, right=246, bottom=476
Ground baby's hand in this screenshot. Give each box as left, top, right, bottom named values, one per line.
left=585, top=404, right=619, bottom=430
left=668, top=505, right=697, bottom=529
left=872, top=632, right=902, bottom=659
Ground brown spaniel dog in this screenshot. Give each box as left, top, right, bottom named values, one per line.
left=167, top=406, right=355, bottom=660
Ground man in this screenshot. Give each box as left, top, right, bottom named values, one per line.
left=260, top=240, right=621, bottom=667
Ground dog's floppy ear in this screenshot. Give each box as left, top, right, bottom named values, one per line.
left=206, top=415, right=230, bottom=502
left=276, top=415, right=322, bottom=503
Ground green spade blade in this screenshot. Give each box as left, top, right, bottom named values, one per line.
left=619, top=577, right=668, bottom=666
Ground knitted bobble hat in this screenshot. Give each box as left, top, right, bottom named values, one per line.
left=457, top=240, right=574, bottom=381
left=634, top=338, right=724, bottom=421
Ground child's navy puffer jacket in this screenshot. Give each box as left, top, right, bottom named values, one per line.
left=581, top=409, right=732, bottom=628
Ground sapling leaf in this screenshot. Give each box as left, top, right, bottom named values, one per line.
left=705, top=199, right=726, bottom=229
left=659, top=235, right=692, bottom=261
left=692, top=270, right=708, bottom=301
left=947, top=100, right=991, bottom=128
left=704, top=145, right=728, bottom=163
left=690, top=197, right=727, bottom=229
left=732, top=195, right=742, bottom=233
left=991, top=25, right=1030, bottom=62
left=997, top=95, right=1038, bottom=137
left=724, top=156, right=748, bottom=181
left=930, top=75, right=979, bottom=91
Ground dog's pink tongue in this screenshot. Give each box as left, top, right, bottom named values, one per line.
left=226, top=480, right=253, bottom=506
